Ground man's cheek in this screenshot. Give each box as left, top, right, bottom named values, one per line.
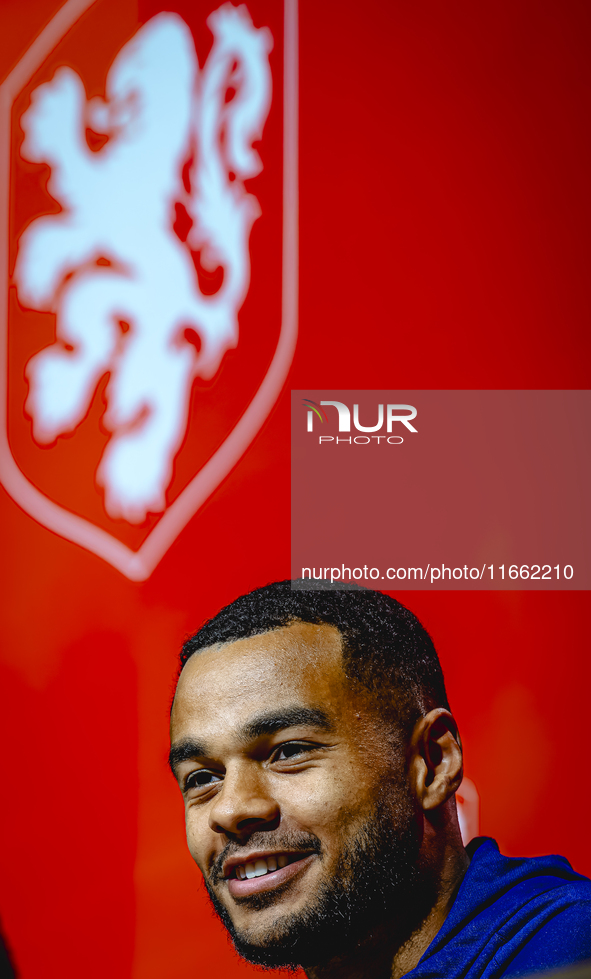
left=279, top=778, right=364, bottom=838
left=185, top=813, right=209, bottom=874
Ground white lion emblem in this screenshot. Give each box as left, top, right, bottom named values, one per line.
left=15, top=4, right=272, bottom=523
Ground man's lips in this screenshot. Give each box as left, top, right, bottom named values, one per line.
left=223, top=851, right=316, bottom=898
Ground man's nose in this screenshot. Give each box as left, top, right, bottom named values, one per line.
left=208, top=763, right=279, bottom=838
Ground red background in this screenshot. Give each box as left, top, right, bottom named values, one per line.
left=1, top=1, right=590, bottom=977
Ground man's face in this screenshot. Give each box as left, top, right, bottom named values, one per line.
left=170, top=623, right=423, bottom=968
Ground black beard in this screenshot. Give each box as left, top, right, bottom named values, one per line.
left=201, top=795, right=434, bottom=971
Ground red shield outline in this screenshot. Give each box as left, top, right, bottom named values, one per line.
left=0, top=0, right=298, bottom=580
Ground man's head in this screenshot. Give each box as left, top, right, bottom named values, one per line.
left=170, top=582, right=464, bottom=971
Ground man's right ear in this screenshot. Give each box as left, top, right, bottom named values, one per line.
left=408, top=708, right=463, bottom=812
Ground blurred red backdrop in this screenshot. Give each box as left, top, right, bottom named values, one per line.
left=0, top=1, right=590, bottom=977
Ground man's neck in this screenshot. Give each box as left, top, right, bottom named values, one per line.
left=305, top=838, right=470, bottom=979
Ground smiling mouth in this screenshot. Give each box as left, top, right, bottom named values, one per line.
left=224, top=852, right=315, bottom=898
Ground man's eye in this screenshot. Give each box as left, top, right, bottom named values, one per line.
left=274, top=741, right=313, bottom=762
left=185, top=770, right=222, bottom=791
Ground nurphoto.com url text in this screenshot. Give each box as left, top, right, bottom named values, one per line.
left=301, top=564, right=574, bottom=584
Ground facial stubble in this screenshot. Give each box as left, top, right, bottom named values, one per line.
left=201, top=792, right=434, bottom=970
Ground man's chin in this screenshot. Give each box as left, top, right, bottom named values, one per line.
left=205, top=883, right=318, bottom=969
left=205, top=892, right=340, bottom=970
left=225, top=927, right=314, bottom=970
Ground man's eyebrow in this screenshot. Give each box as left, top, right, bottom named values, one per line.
left=169, top=738, right=208, bottom=775
left=240, top=706, right=333, bottom=741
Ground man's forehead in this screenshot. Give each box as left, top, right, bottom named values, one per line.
left=179, top=620, right=344, bottom=688
left=172, top=622, right=347, bottom=731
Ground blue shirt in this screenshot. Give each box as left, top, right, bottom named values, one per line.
left=410, top=838, right=591, bottom=977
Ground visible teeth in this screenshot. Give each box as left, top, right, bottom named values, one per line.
left=234, top=855, right=290, bottom=880
left=254, top=859, right=267, bottom=877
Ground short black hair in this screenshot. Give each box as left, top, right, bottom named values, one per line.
left=179, top=580, right=450, bottom=735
